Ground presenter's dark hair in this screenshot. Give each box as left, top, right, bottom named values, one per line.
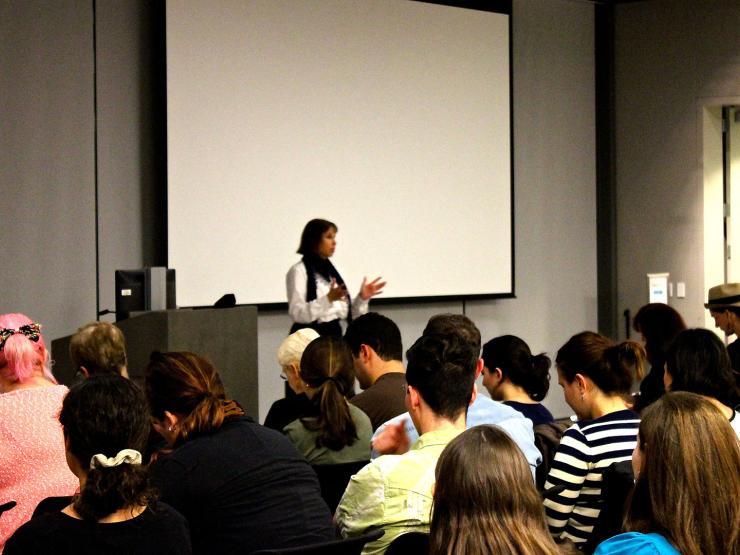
left=144, top=351, right=244, bottom=445
left=299, top=336, right=358, bottom=450
left=297, top=218, right=337, bottom=255
left=405, top=333, right=478, bottom=420
left=344, top=312, right=403, bottom=361
left=556, top=331, right=645, bottom=395
left=665, top=328, right=739, bottom=406
left=632, top=303, right=686, bottom=367
left=482, top=335, right=551, bottom=401
left=60, top=374, right=154, bottom=521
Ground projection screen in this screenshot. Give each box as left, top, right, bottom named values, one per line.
left=167, top=0, right=513, bottom=306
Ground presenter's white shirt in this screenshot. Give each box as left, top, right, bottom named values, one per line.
left=286, top=261, right=368, bottom=324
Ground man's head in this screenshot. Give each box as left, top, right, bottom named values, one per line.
left=405, top=332, right=478, bottom=423
left=69, top=322, right=128, bottom=378
left=423, top=313, right=481, bottom=354
left=344, top=312, right=403, bottom=389
left=705, top=283, right=740, bottom=337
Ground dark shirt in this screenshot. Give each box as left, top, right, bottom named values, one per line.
left=728, top=340, right=740, bottom=404
left=503, top=400, right=554, bottom=427
left=151, top=416, right=335, bottom=554
left=263, top=393, right=314, bottom=432
left=4, top=503, right=190, bottom=555
left=634, top=363, right=666, bottom=413
left=350, top=372, right=407, bottom=431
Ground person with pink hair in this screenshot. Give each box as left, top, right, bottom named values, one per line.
left=0, top=313, right=78, bottom=552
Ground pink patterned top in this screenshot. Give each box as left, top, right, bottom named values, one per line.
left=0, top=385, right=79, bottom=552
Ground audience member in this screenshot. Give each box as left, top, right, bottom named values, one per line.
left=704, top=282, right=740, bottom=384
left=372, top=314, right=541, bottom=475
left=283, top=336, right=372, bottom=464
left=263, top=328, right=319, bottom=432
left=0, top=313, right=78, bottom=550
left=344, top=312, right=407, bottom=430
left=429, top=425, right=563, bottom=555
left=336, top=332, right=478, bottom=554
left=594, top=392, right=740, bottom=555
left=663, top=327, right=740, bottom=437
left=631, top=303, right=686, bottom=411
left=544, top=331, right=644, bottom=548
left=144, top=351, right=334, bottom=554
left=69, top=321, right=128, bottom=378
left=481, top=334, right=554, bottom=426
left=4, top=375, right=191, bottom=554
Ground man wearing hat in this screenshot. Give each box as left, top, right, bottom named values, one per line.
left=705, top=282, right=740, bottom=383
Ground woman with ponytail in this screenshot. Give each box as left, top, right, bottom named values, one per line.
left=481, top=335, right=555, bottom=426
left=0, top=313, right=78, bottom=551
left=5, top=374, right=190, bottom=554
left=145, top=351, right=334, bottom=554
left=543, top=331, right=645, bottom=549
left=284, top=336, right=372, bottom=464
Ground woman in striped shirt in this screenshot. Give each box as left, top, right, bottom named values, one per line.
left=543, top=331, right=645, bottom=548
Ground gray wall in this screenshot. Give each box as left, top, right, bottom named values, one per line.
left=614, top=0, right=740, bottom=335
left=2, top=0, right=596, bottom=420
left=0, top=1, right=96, bottom=342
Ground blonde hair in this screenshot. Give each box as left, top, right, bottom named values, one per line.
left=277, top=328, right=319, bottom=367
left=70, top=321, right=127, bottom=375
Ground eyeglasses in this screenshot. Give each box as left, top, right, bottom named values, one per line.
left=280, top=366, right=289, bottom=381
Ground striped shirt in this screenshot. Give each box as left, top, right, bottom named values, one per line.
left=543, top=409, right=639, bottom=546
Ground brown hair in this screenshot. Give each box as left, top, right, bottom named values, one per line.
left=430, top=425, right=561, bottom=555
left=626, top=392, right=740, bottom=554
left=70, top=321, right=127, bottom=376
left=299, top=336, right=357, bottom=450
left=144, top=351, right=244, bottom=445
left=556, top=331, right=645, bottom=394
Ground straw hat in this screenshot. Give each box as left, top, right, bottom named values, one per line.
left=704, top=283, right=740, bottom=309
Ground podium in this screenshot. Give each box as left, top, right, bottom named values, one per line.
left=51, top=307, right=258, bottom=417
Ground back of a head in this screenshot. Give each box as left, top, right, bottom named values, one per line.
left=627, top=392, right=740, bottom=554
left=430, top=425, right=558, bottom=555
left=423, top=313, right=481, bottom=354
left=60, top=374, right=153, bottom=521
left=405, top=333, right=477, bottom=420
left=299, top=335, right=357, bottom=449
left=69, top=321, right=128, bottom=376
left=632, top=303, right=686, bottom=366
left=277, top=328, right=320, bottom=367
left=556, top=331, right=645, bottom=395
left=0, top=313, right=54, bottom=384
left=144, top=351, right=244, bottom=444
left=344, top=312, right=403, bottom=361
left=482, top=335, right=551, bottom=401
left=665, top=328, right=739, bottom=406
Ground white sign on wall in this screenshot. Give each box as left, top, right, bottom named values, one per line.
left=647, top=273, right=670, bottom=304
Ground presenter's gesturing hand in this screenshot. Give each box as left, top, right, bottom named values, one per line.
left=327, top=278, right=348, bottom=302
left=359, top=276, right=386, bottom=301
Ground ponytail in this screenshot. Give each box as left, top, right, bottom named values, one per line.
left=175, top=394, right=244, bottom=444
left=557, top=332, right=646, bottom=395
left=299, top=336, right=358, bottom=451
left=303, top=378, right=357, bottom=450
left=524, top=353, right=552, bottom=401
left=75, top=463, right=153, bottom=521
left=145, top=352, right=245, bottom=445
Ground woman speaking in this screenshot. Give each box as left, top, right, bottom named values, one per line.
left=287, top=219, right=385, bottom=337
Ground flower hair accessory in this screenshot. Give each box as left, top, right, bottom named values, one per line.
left=89, top=449, right=142, bottom=470
left=0, top=323, right=41, bottom=352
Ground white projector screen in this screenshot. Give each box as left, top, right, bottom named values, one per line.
left=167, top=0, right=513, bottom=307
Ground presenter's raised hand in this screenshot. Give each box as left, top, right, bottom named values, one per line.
left=327, top=278, right=348, bottom=302
left=359, top=276, right=386, bottom=301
